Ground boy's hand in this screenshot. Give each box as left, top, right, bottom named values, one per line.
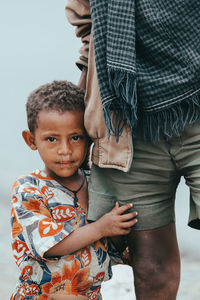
left=96, top=202, right=138, bottom=237
left=44, top=202, right=137, bottom=258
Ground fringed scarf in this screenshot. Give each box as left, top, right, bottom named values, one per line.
left=90, top=0, right=137, bottom=140
left=90, top=0, right=200, bottom=142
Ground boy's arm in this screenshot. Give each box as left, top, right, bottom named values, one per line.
left=11, top=176, right=79, bottom=262
left=44, top=203, right=137, bottom=258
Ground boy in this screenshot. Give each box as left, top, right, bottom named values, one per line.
left=11, top=80, right=138, bottom=299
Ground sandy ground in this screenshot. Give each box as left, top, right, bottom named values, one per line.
left=1, top=183, right=200, bottom=299
left=101, top=257, right=200, bottom=300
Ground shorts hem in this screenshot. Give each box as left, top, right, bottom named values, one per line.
left=133, top=219, right=175, bottom=231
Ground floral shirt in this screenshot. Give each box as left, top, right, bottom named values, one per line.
left=11, top=170, right=120, bottom=300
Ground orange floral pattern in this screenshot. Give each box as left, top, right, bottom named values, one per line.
left=88, top=286, right=102, bottom=300
left=20, top=266, right=33, bottom=281
left=12, top=212, right=23, bottom=238
left=41, top=259, right=93, bottom=296
left=52, top=205, right=76, bottom=222
left=12, top=240, right=30, bottom=267
left=80, top=248, right=92, bottom=268
left=39, top=218, right=64, bottom=237
left=31, top=169, right=52, bottom=180
left=11, top=170, right=118, bottom=299
left=41, top=186, right=54, bottom=204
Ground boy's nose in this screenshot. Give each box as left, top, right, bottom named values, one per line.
left=58, top=141, right=72, bottom=155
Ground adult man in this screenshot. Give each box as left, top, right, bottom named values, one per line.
left=66, top=1, right=200, bottom=299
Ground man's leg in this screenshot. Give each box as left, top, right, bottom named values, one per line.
left=128, top=222, right=180, bottom=300
left=88, top=128, right=181, bottom=299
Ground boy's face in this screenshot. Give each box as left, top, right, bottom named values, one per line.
left=24, top=110, right=88, bottom=181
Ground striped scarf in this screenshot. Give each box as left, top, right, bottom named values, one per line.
left=90, top=0, right=200, bottom=142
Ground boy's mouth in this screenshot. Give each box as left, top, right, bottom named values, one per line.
left=58, top=161, right=75, bottom=168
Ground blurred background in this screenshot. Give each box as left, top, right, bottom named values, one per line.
left=0, top=1, right=199, bottom=299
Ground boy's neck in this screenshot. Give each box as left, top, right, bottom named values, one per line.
left=45, top=168, right=83, bottom=190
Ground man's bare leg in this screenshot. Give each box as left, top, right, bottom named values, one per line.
left=128, top=222, right=180, bottom=300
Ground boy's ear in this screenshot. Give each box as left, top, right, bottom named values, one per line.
left=22, top=130, right=37, bottom=150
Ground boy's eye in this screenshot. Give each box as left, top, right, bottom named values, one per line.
left=47, top=137, right=56, bottom=142
left=72, top=135, right=80, bottom=141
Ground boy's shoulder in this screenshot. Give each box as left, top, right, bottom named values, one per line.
left=11, top=169, right=51, bottom=195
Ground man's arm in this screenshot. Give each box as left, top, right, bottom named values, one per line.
left=78, top=66, right=87, bottom=90
left=66, top=0, right=91, bottom=71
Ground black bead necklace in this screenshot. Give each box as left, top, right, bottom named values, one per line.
left=66, top=169, right=86, bottom=207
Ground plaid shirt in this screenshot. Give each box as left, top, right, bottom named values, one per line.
left=136, top=0, right=200, bottom=112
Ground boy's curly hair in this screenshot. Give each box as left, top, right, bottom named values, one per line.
left=26, top=80, right=85, bottom=133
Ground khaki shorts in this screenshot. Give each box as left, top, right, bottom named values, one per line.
left=88, top=121, right=200, bottom=230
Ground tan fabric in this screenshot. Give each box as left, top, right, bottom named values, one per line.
left=65, top=0, right=91, bottom=70
left=66, top=0, right=133, bottom=172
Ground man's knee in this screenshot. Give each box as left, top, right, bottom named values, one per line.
left=128, top=223, right=180, bottom=299
left=133, top=258, right=180, bottom=296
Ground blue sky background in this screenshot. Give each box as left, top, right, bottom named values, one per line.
left=0, top=0, right=80, bottom=195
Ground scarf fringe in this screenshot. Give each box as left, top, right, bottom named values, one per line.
left=143, top=92, right=200, bottom=143
left=103, top=69, right=137, bottom=141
